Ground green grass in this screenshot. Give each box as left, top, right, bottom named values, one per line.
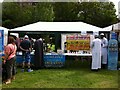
left=2, top=59, right=118, bottom=88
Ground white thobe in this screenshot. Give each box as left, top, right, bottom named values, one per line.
left=101, top=37, right=108, bottom=64
left=91, top=38, right=101, bottom=70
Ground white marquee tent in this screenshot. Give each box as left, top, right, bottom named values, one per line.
left=10, top=22, right=110, bottom=32
left=103, top=22, right=120, bottom=32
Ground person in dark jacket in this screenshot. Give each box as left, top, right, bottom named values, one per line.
left=34, top=38, right=44, bottom=69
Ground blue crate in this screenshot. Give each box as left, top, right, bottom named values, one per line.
left=44, top=55, right=65, bottom=67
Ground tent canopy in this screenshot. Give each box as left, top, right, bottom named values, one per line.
left=10, top=22, right=109, bottom=32
left=102, top=22, right=120, bottom=32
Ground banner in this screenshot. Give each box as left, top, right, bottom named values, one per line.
left=66, top=34, right=90, bottom=50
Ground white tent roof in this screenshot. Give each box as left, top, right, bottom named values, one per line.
left=113, top=22, right=120, bottom=30
left=10, top=22, right=107, bottom=32
left=102, top=22, right=120, bottom=31
left=103, top=25, right=112, bottom=31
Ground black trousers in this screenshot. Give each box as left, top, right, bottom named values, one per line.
left=5, top=56, right=16, bottom=79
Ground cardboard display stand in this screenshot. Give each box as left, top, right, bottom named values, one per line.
left=108, top=32, right=118, bottom=70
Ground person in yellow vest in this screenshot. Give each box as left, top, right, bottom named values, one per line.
left=47, top=37, right=55, bottom=52
left=50, top=43, right=55, bottom=52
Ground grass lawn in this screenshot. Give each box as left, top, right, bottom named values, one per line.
left=2, top=59, right=118, bottom=88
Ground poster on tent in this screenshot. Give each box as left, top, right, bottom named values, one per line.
left=66, top=34, right=90, bottom=51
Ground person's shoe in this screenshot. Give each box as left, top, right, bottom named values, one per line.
left=5, top=79, right=11, bottom=84
left=28, top=69, right=33, bottom=72
left=21, top=69, right=24, bottom=72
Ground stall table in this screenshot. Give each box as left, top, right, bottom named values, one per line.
left=16, top=52, right=92, bottom=67
left=64, top=53, right=92, bottom=62
left=16, top=54, right=65, bottom=68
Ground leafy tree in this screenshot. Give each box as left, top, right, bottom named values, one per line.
left=2, top=2, right=21, bottom=28
left=53, top=2, right=79, bottom=22
left=53, top=2, right=117, bottom=28
left=33, top=2, right=54, bottom=22
left=2, top=2, right=54, bottom=29
left=2, top=2, right=117, bottom=28
left=77, top=2, right=117, bottom=27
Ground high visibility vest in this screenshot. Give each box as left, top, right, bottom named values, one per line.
left=51, top=44, right=55, bottom=51
left=48, top=44, right=51, bottom=49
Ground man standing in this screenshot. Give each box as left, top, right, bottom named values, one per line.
left=91, top=35, right=102, bottom=71
left=20, top=35, right=33, bottom=72
left=100, top=33, right=108, bottom=69
left=34, top=38, right=44, bottom=69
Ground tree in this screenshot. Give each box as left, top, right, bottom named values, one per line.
left=77, top=2, right=117, bottom=27
left=33, top=2, right=54, bottom=22
left=2, top=2, right=117, bottom=28
left=53, top=2, right=79, bottom=21
left=53, top=2, right=117, bottom=27
left=2, top=2, right=54, bottom=29
left=2, top=2, right=22, bottom=28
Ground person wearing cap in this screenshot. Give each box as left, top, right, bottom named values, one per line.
left=100, top=33, right=108, bottom=69
left=91, top=35, right=102, bottom=71
left=20, top=35, right=33, bottom=72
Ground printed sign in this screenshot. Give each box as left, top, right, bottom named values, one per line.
left=66, top=34, right=90, bottom=50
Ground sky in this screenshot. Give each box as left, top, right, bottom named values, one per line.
left=109, top=0, right=120, bottom=15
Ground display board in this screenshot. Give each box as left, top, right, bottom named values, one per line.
left=108, top=39, right=118, bottom=70
left=66, top=34, right=90, bottom=50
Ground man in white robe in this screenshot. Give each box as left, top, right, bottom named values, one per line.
left=100, top=33, right=108, bottom=69
left=91, top=35, right=102, bottom=71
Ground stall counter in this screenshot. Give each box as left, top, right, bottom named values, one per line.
left=16, top=52, right=65, bottom=68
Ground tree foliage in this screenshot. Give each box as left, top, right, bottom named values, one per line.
left=53, top=2, right=117, bottom=28
left=53, top=2, right=79, bottom=22
left=2, top=2, right=117, bottom=28
left=2, top=2, right=54, bottom=29
left=77, top=2, right=117, bottom=27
